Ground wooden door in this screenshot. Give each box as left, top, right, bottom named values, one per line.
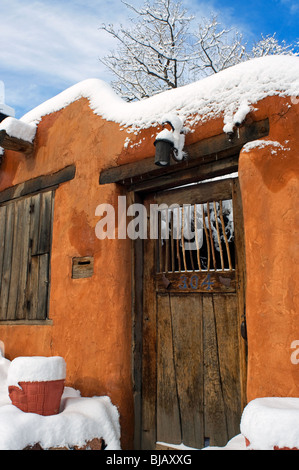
left=141, top=177, right=247, bottom=449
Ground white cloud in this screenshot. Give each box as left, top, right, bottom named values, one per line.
left=0, top=0, right=137, bottom=115
left=0, top=0, right=122, bottom=82
left=0, top=0, right=256, bottom=117
left=280, top=0, right=299, bottom=14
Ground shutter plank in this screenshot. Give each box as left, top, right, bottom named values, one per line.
left=0, top=204, right=14, bottom=320
left=6, top=200, right=22, bottom=320
left=15, top=198, right=32, bottom=319
left=30, top=193, right=41, bottom=256
left=27, top=255, right=39, bottom=320
left=35, top=191, right=53, bottom=255
left=26, top=192, right=51, bottom=320
left=0, top=205, right=7, bottom=296
left=36, top=253, right=49, bottom=320
left=26, top=194, right=41, bottom=320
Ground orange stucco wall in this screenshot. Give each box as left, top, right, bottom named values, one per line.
left=0, top=93, right=299, bottom=447
left=239, top=96, right=299, bottom=401
left=0, top=99, right=143, bottom=449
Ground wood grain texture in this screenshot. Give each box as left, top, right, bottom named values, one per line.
left=0, top=191, right=54, bottom=322
left=141, top=177, right=246, bottom=449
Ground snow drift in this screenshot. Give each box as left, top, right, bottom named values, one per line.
left=18, top=55, right=299, bottom=134
left=0, top=356, right=121, bottom=450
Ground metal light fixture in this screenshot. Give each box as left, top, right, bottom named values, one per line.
left=154, top=115, right=186, bottom=166
left=154, top=138, right=174, bottom=166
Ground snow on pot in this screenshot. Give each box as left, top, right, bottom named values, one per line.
left=240, top=397, right=299, bottom=450
left=8, top=356, right=66, bottom=416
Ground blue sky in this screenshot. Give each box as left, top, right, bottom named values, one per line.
left=0, top=0, right=298, bottom=119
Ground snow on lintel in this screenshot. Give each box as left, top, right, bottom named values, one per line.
left=0, top=117, right=36, bottom=155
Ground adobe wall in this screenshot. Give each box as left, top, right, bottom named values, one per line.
left=0, top=99, right=143, bottom=449
left=0, top=92, right=299, bottom=447
left=238, top=95, right=299, bottom=401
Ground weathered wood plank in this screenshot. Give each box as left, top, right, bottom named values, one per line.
left=202, top=294, right=228, bottom=447
left=170, top=295, right=204, bottom=448
left=130, top=154, right=239, bottom=193
left=213, top=294, right=242, bottom=439
left=0, top=129, right=34, bottom=155
left=156, top=294, right=181, bottom=445
left=0, top=165, right=76, bottom=205
left=128, top=191, right=144, bottom=450
left=232, top=179, right=247, bottom=410
left=99, top=119, right=269, bottom=186
left=6, top=199, right=22, bottom=319
left=0, top=203, right=14, bottom=320
left=15, top=197, right=31, bottom=320
left=141, top=227, right=158, bottom=450
left=36, top=253, right=49, bottom=320
left=155, top=178, right=233, bottom=207
left=0, top=205, right=7, bottom=301
left=29, top=193, right=41, bottom=259
left=26, top=194, right=41, bottom=320
left=27, top=255, right=39, bottom=320
left=34, top=191, right=53, bottom=256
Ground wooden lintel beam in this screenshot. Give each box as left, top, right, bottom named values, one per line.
left=0, top=129, right=34, bottom=156
left=0, top=164, right=76, bottom=205
left=99, top=118, right=269, bottom=186
left=129, top=154, right=239, bottom=194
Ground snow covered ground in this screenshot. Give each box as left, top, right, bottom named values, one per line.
left=2, top=354, right=299, bottom=451
left=0, top=353, right=246, bottom=451
left=204, top=434, right=247, bottom=450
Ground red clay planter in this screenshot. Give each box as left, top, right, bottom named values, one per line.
left=7, top=356, right=66, bottom=416
left=8, top=379, right=65, bottom=416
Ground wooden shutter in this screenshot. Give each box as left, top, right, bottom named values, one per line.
left=0, top=190, right=54, bottom=321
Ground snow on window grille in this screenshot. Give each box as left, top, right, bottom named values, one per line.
left=157, top=199, right=234, bottom=273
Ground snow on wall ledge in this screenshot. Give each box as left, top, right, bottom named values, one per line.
left=20, top=55, right=299, bottom=134
left=0, top=117, right=36, bottom=143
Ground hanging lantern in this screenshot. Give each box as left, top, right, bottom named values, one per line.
left=154, top=138, right=174, bottom=166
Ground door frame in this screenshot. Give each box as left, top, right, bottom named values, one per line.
left=129, top=175, right=247, bottom=450
left=99, top=119, right=268, bottom=450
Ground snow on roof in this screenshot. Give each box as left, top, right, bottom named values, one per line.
left=0, top=116, right=36, bottom=143
left=20, top=55, right=299, bottom=134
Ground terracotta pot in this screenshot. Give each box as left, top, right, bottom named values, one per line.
left=245, top=437, right=299, bottom=451
left=9, top=379, right=65, bottom=416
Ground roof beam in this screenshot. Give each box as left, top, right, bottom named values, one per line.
left=99, top=118, right=269, bottom=187
left=0, top=129, right=34, bottom=156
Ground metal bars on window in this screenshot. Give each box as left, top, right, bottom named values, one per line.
left=157, top=199, right=234, bottom=274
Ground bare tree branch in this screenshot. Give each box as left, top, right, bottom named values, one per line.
left=99, top=0, right=298, bottom=101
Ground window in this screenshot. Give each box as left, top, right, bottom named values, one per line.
left=156, top=198, right=235, bottom=274
left=0, top=190, right=54, bottom=321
